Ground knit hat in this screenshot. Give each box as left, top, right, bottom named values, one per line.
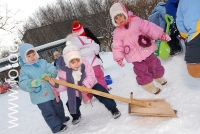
left=62, top=41, right=81, bottom=67
left=109, top=2, right=128, bottom=27
left=19, top=43, right=39, bottom=65
left=72, top=21, right=85, bottom=36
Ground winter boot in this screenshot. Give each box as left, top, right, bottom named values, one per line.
left=142, top=82, right=160, bottom=94
left=155, top=77, right=167, bottom=85
left=55, top=124, right=67, bottom=133
left=187, top=64, right=200, bottom=78
left=111, top=107, right=121, bottom=119
left=72, top=116, right=81, bottom=125
left=63, top=116, right=70, bottom=124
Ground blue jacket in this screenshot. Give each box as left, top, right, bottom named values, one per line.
left=19, top=43, right=57, bottom=104
left=166, top=0, right=179, bottom=21
left=19, top=59, right=57, bottom=105
left=176, top=0, right=200, bottom=41
left=54, top=56, right=61, bottom=70
left=148, top=2, right=166, bottom=30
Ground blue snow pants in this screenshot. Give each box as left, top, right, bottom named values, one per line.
left=37, top=98, right=65, bottom=133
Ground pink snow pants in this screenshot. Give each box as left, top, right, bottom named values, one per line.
left=93, top=65, right=108, bottom=90
left=132, top=54, right=164, bottom=85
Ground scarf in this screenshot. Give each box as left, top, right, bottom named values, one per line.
left=59, top=56, right=86, bottom=114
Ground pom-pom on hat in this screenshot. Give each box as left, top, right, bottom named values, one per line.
left=62, top=41, right=81, bottom=67
left=72, top=21, right=85, bottom=36
left=109, top=2, right=128, bottom=27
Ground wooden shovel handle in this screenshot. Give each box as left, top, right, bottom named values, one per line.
left=43, top=76, right=154, bottom=108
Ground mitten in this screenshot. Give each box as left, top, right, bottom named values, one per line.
left=40, top=73, right=52, bottom=79
left=52, top=87, right=60, bottom=103
left=28, top=79, right=41, bottom=87
left=160, top=33, right=171, bottom=41
left=116, top=59, right=124, bottom=67
left=82, top=92, right=90, bottom=104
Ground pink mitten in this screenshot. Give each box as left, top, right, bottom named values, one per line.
left=160, top=33, right=171, bottom=41
left=116, top=59, right=124, bottom=67
left=52, top=88, right=60, bottom=103
left=87, top=93, right=93, bottom=99
left=82, top=92, right=90, bottom=104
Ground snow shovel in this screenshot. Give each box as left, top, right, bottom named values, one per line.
left=43, top=76, right=176, bottom=117
left=159, top=14, right=173, bottom=60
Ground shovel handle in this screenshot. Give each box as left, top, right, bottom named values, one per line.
left=165, top=14, right=174, bottom=34
left=43, top=76, right=154, bottom=108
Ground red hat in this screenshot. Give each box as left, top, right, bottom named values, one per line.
left=72, top=21, right=85, bottom=36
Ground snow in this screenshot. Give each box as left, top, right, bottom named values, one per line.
left=1, top=52, right=200, bottom=134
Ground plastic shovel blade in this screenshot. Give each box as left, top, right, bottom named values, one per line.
left=159, top=41, right=170, bottom=60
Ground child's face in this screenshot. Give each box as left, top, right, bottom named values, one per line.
left=26, top=52, right=37, bottom=63
left=54, top=53, right=60, bottom=59
left=114, top=14, right=126, bottom=25
left=69, top=59, right=81, bottom=71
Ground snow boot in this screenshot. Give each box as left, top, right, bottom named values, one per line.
left=72, top=116, right=81, bottom=125
left=63, top=116, right=70, bottom=124
left=142, top=82, right=160, bottom=94
left=155, top=77, right=167, bottom=85
left=111, top=107, right=121, bottom=119
left=54, top=124, right=67, bottom=133
left=187, top=64, right=200, bottom=78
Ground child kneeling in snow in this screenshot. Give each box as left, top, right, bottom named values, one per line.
left=49, top=41, right=121, bottom=125
left=18, top=43, right=69, bottom=133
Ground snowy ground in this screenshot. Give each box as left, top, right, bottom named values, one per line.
left=1, top=52, right=200, bottom=134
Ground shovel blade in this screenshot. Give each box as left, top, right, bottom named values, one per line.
left=129, top=99, right=177, bottom=117
left=159, top=41, right=170, bottom=60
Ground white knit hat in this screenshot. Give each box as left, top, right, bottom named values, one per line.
left=62, top=41, right=81, bottom=67
left=109, top=2, right=128, bottom=27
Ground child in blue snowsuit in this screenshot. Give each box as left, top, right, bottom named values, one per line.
left=18, top=43, right=69, bottom=133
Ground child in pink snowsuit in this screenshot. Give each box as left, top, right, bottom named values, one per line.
left=49, top=41, right=121, bottom=125
left=109, top=2, right=171, bottom=94
left=66, top=33, right=109, bottom=93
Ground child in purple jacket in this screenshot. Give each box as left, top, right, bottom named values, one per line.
left=49, top=41, right=121, bottom=125
left=109, top=2, right=171, bottom=94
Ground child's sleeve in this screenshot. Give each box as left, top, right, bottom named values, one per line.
left=19, top=69, right=40, bottom=93
left=44, top=60, right=57, bottom=78
left=137, top=17, right=164, bottom=40
left=82, top=60, right=97, bottom=88
left=90, top=41, right=100, bottom=55
left=112, top=31, right=125, bottom=62
left=54, top=70, right=68, bottom=92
